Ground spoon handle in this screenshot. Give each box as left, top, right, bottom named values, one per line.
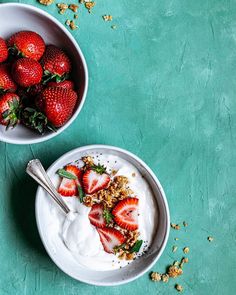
left=26, top=159, right=70, bottom=214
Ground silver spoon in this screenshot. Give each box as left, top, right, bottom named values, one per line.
left=26, top=159, right=70, bottom=214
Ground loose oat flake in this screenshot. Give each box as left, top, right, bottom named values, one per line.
left=172, top=245, right=178, bottom=253
left=103, top=15, right=113, bottom=21
left=85, top=1, right=96, bottom=13
left=38, top=0, right=54, bottom=5
left=162, top=274, right=169, bottom=283
left=175, top=284, right=184, bottom=292
left=150, top=272, right=161, bottom=281
left=183, top=247, right=189, bottom=254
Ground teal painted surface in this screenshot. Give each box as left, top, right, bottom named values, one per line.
left=0, top=0, right=236, bottom=294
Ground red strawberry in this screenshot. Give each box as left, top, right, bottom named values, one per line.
left=0, top=37, right=8, bottom=63
left=12, top=58, right=43, bottom=87
left=58, top=165, right=82, bottom=196
left=0, top=93, right=20, bottom=127
left=97, top=227, right=126, bottom=254
left=88, top=203, right=106, bottom=228
left=41, top=45, right=71, bottom=81
left=36, top=87, right=77, bottom=127
left=82, top=164, right=111, bottom=194
left=47, top=80, right=74, bottom=89
left=8, top=31, right=45, bottom=61
left=66, top=165, right=83, bottom=186
left=0, top=64, right=17, bottom=93
left=112, top=197, right=139, bottom=231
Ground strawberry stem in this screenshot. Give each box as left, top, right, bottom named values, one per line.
left=90, top=163, right=107, bottom=174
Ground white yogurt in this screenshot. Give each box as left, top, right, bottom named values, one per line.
left=49, top=153, right=158, bottom=271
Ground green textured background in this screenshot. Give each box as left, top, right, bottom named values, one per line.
left=0, top=0, right=235, bottom=294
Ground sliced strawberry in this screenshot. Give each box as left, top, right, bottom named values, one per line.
left=58, top=165, right=82, bottom=197
left=58, top=178, right=76, bottom=197
left=88, top=203, right=106, bottom=228
left=82, top=165, right=110, bottom=194
left=66, top=165, right=83, bottom=186
left=97, top=227, right=126, bottom=254
left=112, top=197, right=139, bottom=231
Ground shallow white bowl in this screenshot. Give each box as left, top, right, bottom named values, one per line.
left=35, top=145, right=170, bottom=286
left=0, top=3, right=88, bottom=144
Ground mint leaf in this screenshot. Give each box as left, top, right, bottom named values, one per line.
left=78, top=186, right=85, bottom=203
left=130, top=240, right=143, bottom=253
left=103, top=209, right=114, bottom=224
left=57, top=169, right=76, bottom=179
left=113, top=243, right=126, bottom=254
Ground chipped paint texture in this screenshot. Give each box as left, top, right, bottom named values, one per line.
left=0, top=0, right=236, bottom=294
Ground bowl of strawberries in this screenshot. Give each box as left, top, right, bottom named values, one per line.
left=0, top=3, right=88, bottom=144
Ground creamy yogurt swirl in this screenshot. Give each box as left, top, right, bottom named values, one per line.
left=49, top=153, right=158, bottom=271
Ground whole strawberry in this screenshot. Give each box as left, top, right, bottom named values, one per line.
left=47, top=80, right=74, bottom=89
left=8, top=31, right=45, bottom=61
left=0, top=93, right=20, bottom=128
left=12, top=58, right=43, bottom=87
left=41, top=45, right=71, bottom=82
left=0, top=64, right=17, bottom=93
left=0, top=37, right=8, bottom=63
left=36, top=87, right=77, bottom=127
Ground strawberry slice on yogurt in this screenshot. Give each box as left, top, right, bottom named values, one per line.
left=58, top=165, right=83, bottom=197
left=112, top=197, right=139, bottom=231
left=97, top=227, right=126, bottom=254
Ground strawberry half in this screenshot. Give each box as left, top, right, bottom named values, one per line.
left=66, top=165, right=83, bottom=186
left=88, top=203, right=106, bottom=228
left=12, top=58, right=43, bottom=87
left=36, top=87, right=78, bottom=127
left=82, top=164, right=111, bottom=194
left=0, top=93, right=20, bottom=128
left=47, top=80, right=74, bottom=89
left=0, top=37, right=8, bottom=63
left=0, top=64, right=17, bottom=93
left=8, top=31, right=45, bottom=61
left=58, top=165, right=82, bottom=197
left=112, top=197, right=139, bottom=231
left=41, top=45, right=71, bottom=82
left=97, top=227, right=126, bottom=254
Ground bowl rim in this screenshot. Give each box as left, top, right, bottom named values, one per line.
left=0, top=3, right=88, bottom=145
left=35, top=144, right=170, bottom=286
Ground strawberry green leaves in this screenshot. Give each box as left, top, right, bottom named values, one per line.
left=130, top=240, right=143, bottom=253
left=57, top=169, right=77, bottom=179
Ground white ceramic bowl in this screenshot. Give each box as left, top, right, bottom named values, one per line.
left=35, top=145, right=170, bottom=286
left=0, top=3, right=88, bottom=144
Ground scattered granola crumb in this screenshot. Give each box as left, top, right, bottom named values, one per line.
left=180, top=257, right=188, bottom=268
left=182, top=257, right=188, bottom=264
left=162, top=274, right=169, bottom=283
left=111, top=169, right=118, bottom=176
left=79, top=0, right=85, bottom=3
left=168, top=265, right=183, bottom=278
left=174, top=237, right=179, bottom=241
left=208, top=236, right=214, bottom=242
left=150, top=272, right=161, bottom=282
left=74, top=14, right=78, bottom=19
left=132, top=172, right=136, bottom=177
left=69, top=4, right=79, bottom=12
left=65, top=19, right=71, bottom=26
left=175, top=284, right=184, bottom=292
left=171, top=223, right=181, bottom=230
left=57, top=3, right=68, bottom=14
left=102, top=15, right=113, bottom=21
left=183, top=221, right=188, bottom=227
left=173, top=261, right=180, bottom=266
left=69, top=20, right=78, bottom=30
left=183, top=247, right=189, bottom=254
left=111, top=25, right=117, bottom=30
left=38, top=0, right=54, bottom=5
left=172, top=245, right=178, bottom=253
left=85, top=1, right=96, bottom=13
